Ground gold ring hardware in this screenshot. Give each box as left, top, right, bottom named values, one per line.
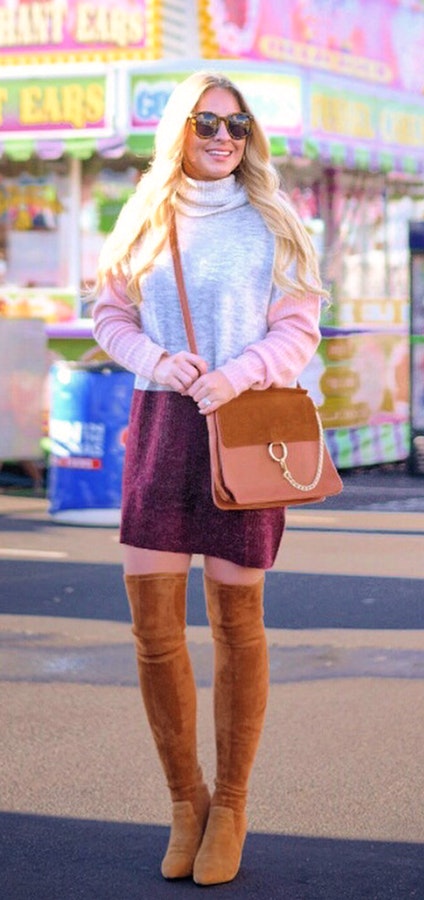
left=267, top=408, right=325, bottom=492
left=268, top=442, right=288, bottom=466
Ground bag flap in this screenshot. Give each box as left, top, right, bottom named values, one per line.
left=215, top=387, right=320, bottom=448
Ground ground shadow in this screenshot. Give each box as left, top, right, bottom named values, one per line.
left=0, top=560, right=422, bottom=630
left=1, top=811, right=422, bottom=900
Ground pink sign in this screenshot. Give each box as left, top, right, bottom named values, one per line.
left=207, top=0, right=424, bottom=94
left=0, top=0, right=152, bottom=60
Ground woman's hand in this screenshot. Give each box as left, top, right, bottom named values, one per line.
left=186, top=370, right=236, bottom=414
left=153, top=351, right=208, bottom=392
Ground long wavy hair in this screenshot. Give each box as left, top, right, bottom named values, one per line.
left=96, top=70, right=327, bottom=303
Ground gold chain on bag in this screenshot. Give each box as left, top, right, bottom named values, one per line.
left=268, top=406, right=325, bottom=492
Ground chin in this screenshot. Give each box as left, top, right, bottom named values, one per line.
left=207, top=166, right=235, bottom=179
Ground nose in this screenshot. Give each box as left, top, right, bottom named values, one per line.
left=216, top=118, right=231, bottom=139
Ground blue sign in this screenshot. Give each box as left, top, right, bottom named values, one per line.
left=48, top=361, right=133, bottom=524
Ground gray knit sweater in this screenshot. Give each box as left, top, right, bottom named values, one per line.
left=93, top=173, right=321, bottom=394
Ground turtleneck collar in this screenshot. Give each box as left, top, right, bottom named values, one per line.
left=176, top=172, right=248, bottom=217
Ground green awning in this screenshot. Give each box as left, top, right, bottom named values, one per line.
left=3, top=139, right=35, bottom=161
left=126, top=134, right=155, bottom=155
left=64, top=138, right=97, bottom=159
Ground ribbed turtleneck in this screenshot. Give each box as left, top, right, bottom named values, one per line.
left=176, top=173, right=248, bottom=217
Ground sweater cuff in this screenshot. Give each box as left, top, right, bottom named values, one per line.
left=218, top=351, right=266, bottom=395
left=143, top=344, right=170, bottom=381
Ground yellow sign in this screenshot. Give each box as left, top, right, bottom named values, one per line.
left=0, top=73, right=108, bottom=132
left=311, top=92, right=375, bottom=141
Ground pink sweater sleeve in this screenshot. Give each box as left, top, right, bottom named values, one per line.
left=93, top=273, right=321, bottom=393
left=218, top=291, right=322, bottom=395
left=92, top=275, right=166, bottom=379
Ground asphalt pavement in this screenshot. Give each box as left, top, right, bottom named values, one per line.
left=1, top=463, right=423, bottom=899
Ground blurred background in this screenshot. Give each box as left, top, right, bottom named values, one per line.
left=1, top=0, right=424, bottom=517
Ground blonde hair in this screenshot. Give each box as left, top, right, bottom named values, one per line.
left=96, top=70, right=327, bottom=303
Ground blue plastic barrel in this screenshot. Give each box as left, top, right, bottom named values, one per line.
left=48, top=361, right=133, bottom=525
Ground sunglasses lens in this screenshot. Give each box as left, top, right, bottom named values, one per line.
left=227, top=114, right=252, bottom=139
left=193, top=112, right=219, bottom=138
left=191, top=112, right=252, bottom=140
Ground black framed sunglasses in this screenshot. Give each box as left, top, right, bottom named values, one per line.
left=188, top=111, right=253, bottom=141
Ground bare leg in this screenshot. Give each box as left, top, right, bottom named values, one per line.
left=123, top=546, right=191, bottom=575
left=204, top=554, right=263, bottom=585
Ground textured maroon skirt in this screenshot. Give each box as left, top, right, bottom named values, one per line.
left=120, top=389, right=285, bottom=569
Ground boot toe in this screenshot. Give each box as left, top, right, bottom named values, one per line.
left=193, top=806, right=247, bottom=886
left=161, top=787, right=210, bottom=879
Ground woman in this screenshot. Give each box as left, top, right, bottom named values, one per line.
left=93, top=70, right=325, bottom=886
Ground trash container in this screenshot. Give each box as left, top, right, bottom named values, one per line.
left=47, top=360, right=133, bottom=525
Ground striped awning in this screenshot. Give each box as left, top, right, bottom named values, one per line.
left=0, top=135, right=129, bottom=161
left=282, top=137, right=424, bottom=175
left=1, top=132, right=422, bottom=175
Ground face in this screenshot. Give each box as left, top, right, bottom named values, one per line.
left=182, top=87, right=248, bottom=181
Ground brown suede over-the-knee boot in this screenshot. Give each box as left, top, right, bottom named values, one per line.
left=124, top=573, right=210, bottom=880
left=193, top=575, right=268, bottom=886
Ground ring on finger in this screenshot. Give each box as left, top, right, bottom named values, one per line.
left=201, top=397, right=212, bottom=408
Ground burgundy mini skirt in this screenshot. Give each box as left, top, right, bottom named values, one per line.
left=120, top=389, right=285, bottom=569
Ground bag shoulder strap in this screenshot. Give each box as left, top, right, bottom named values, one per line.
left=169, top=214, right=198, bottom=355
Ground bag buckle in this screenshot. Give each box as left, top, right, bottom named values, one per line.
left=268, top=421, right=324, bottom=492
left=268, top=441, right=289, bottom=474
